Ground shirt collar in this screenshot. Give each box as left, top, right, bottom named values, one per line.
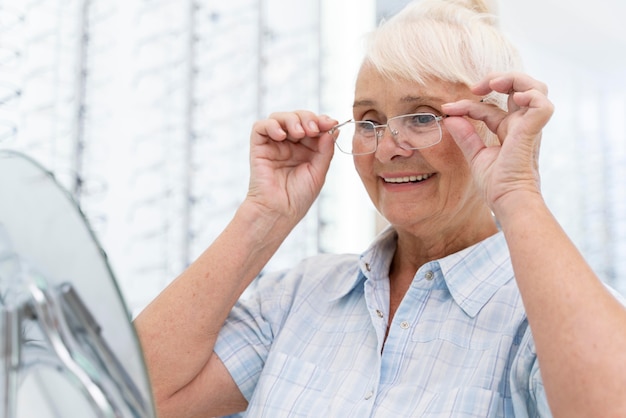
left=329, top=226, right=397, bottom=301
left=331, top=228, right=514, bottom=317
left=437, top=231, right=514, bottom=317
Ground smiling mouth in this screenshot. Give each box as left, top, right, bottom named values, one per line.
left=383, top=173, right=434, bottom=184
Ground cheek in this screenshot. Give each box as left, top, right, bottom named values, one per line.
left=428, top=139, right=475, bottom=195
left=353, top=155, right=372, bottom=183
left=429, top=135, right=470, bottom=173
left=353, top=156, right=379, bottom=200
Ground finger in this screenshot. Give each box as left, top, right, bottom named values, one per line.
left=493, top=76, right=548, bottom=114
left=251, top=114, right=338, bottom=166
left=252, top=118, right=288, bottom=145
left=293, top=110, right=321, bottom=138
left=267, top=111, right=330, bottom=137
left=472, top=72, right=548, bottom=97
left=293, top=111, right=339, bottom=137
left=511, top=90, right=555, bottom=137
left=289, top=112, right=339, bottom=156
left=511, top=90, right=553, bottom=112
left=267, top=111, right=308, bottom=142
left=441, top=99, right=507, bottom=135
left=317, top=114, right=340, bottom=132
left=267, top=111, right=338, bottom=143
left=492, top=75, right=548, bottom=97
left=443, top=116, right=488, bottom=165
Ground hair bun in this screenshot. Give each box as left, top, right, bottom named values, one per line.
left=439, top=0, right=499, bottom=27
left=454, top=0, right=498, bottom=17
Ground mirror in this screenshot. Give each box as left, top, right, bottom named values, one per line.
left=0, top=150, right=155, bottom=418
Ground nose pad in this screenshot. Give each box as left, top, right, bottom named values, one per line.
left=377, top=126, right=397, bottom=145
left=374, top=126, right=412, bottom=159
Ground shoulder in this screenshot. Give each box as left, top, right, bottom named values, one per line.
left=252, top=253, right=363, bottom=302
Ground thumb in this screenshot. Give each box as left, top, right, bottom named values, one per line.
left=443, top=116, right=486, bottom=165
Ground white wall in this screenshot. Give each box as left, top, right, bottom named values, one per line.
left=500, top=1, right=626, bottom=293
left=2, top=0, right=625, bottom=318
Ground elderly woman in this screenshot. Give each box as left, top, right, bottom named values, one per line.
left=135, top=0, right=626, bottom=416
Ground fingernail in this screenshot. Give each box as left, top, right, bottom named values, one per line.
left=295, top=123, right=304, bottom=133
left=308, top=121, right=319, bottom=133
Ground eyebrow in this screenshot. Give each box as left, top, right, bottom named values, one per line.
left=353, top=95, right=443, bottom=108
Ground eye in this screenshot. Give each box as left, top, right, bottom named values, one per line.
left=354, top=121, right=376, bottom=135
left=354, top=118, right=379, bottom=131
left=409, top=113, right=436, bottom=126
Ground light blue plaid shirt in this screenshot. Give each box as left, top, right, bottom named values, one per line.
left=214, top=228, right=552, bottom=417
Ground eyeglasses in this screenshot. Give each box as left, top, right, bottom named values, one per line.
left=329, top=113, right=445, bottom=155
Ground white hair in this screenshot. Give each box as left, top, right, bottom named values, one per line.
left=364, top=0, right=523, bottom=110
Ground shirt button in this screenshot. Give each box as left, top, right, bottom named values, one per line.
left=424, top=271, right=434, bottom=280
left=400, top=321, right=410, bottom=329
left=364, top=390, right=374, bottom=400
left=376, top=309, right=384, bottom=318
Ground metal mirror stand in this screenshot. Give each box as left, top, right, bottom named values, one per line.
left=1, top=262, right=152, bottom=418
left=0, top=150, right=156, bottom=418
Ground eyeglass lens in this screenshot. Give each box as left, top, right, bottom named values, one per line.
left=334, top=113, right=442, bottom=155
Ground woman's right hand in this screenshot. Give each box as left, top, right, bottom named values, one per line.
left=246, top=110, right=338, bottom=224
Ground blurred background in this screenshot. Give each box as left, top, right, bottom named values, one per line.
left=1, top=0, right=625, bottom=316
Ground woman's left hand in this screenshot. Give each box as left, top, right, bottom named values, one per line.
left=441, top=72, right=554, bottom=213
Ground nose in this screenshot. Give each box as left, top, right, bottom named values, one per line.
left=374, top=125, right=413, bottom=161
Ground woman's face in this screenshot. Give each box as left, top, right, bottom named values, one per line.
left=352, top=64, right=488, bottom=234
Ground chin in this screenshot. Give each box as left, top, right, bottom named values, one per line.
left=383, top=211, right=429, bottom=230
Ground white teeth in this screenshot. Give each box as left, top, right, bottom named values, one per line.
left=383, top=173, right=433, bottom=183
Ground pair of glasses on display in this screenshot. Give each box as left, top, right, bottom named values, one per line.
left=329, top=113, right=446, bottom=155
